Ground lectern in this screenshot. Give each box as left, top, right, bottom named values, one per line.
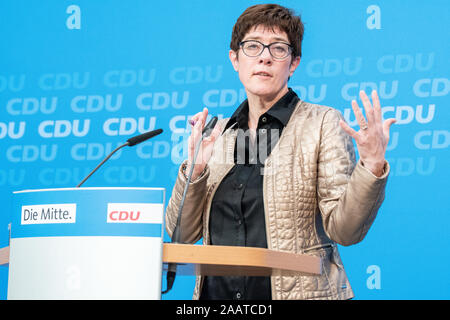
left=1, top=187, right=322, bottom=299
left=6, top=187, right=165, bottom=300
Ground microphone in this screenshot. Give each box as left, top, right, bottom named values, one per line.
left=172, top=116, right=217, bottom=243
left=201, top=116, right=218, bottom=137
left=127, top=128, right=163, bottom=146
left=162, top=116, right=217, bottom=294
left=76, top=129, right=163, bottom=187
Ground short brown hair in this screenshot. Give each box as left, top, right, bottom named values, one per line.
left=230, top=4, right=304, bottom=58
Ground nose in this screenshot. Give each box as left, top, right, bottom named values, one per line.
left=258, top=47, right=273, bottom=65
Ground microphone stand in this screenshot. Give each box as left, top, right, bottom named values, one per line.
left=76, top=142, right=129, bottom=188
left=162, top=117, right=217, bottom=294
left=162, top=136, right=203, bottom=294
left=75, top=129, right=163, bottom=188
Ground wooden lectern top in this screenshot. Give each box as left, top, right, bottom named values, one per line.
left=162, top=243, right=321, bottom=276
left=0, top=246, right=9, bottom=266
left=1, top=244, right=321, bottom=276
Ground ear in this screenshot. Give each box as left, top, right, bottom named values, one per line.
left=289, top=56, right=301, bottom=77
left=229, top=50, right=239, bottom=72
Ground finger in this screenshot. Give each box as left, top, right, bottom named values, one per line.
left=351, top=99, right=367, bottom=130
left=359, top=90, right=374, bottom=127
left=200, top=107, right=209, bottom=130
left=192, top=114, right=204, bottom=144
left=190, top=110, right=204, bottom=123
left=382, top=118, right=397, bottom=141
left=371, top=90, right=382, bottom=125
left=190, top=107, right=209, bottom=125
left=339, top=119, right=358, bottom=139
left=187, top=133, right=196, bottom=164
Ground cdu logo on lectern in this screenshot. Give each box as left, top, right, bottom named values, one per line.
left=107, top=203, right=164, bottom=224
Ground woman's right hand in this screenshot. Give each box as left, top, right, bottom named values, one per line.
left=186, top=107, right=222, bottom=181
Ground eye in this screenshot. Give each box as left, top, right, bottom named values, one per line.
left=245, top=42, right=261, bottom=50
left=272, top=45, right=287, bottom=54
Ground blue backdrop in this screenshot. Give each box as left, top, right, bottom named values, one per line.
left=0, top=0, right=448, bottom=300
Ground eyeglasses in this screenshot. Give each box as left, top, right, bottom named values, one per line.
left=239, top=40, right=293, bottom=60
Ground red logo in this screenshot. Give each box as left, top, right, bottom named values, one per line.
left=108, top=210, right=141, bottom=221
left=107, top=203, right=163, bottom=224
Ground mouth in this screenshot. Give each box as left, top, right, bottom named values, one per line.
left=253, top=71, right=272, bottom=78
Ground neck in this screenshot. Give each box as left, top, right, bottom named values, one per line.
left=247, top=87, right=289, bottom=130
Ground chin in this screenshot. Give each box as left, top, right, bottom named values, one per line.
left=247, top=83, right=284, bottom=100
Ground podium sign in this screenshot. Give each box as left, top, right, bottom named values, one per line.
left=8, top=187, right=165, bottom=300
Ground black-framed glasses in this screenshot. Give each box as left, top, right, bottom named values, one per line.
left=239, top=40, right=293, bottom=60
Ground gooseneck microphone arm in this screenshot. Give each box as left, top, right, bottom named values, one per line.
left=173, top=116, right=218, bottom=243
left=76, top=129, right=163, bottom=188
left=76, top=142, right=129, bottom=188
left=162, top=116, right=218, bottom=294
left=171, top=140, right=202, bottom=242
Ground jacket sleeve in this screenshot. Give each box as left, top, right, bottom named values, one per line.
left=165, top=160, right=209, bottom=244
left=317, top=108, right=390, bottom=246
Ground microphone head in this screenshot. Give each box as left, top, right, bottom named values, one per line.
left=202, top=116, right=218, bottom=137
left=127, top=129, right=163, bottom=146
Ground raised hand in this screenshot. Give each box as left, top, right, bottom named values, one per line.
left=186, top=107, right=222, bottom=181
left=339, top=90, right=396, bottom=177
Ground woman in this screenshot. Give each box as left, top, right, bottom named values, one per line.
left=166, top=4, right=396, bottom=300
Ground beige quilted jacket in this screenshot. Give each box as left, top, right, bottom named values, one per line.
left=165, top=99, right=390, bottom=300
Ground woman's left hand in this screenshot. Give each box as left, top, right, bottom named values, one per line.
left=339, top=90, right=396, bottom=177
